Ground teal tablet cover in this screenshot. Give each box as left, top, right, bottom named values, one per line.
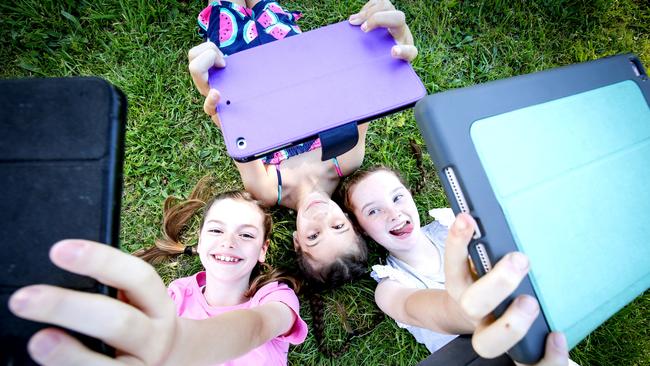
left=470, top=80, right=650, bottom=348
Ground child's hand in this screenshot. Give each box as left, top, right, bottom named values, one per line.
left=444, top=214, right=570, bottom=366
left=8, top=240, right=179, bottom=366
left=188, top=41, right=226, bottom=128
left=348, top=0, right=418, bottom=62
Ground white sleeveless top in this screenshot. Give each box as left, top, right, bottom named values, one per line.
left=370, top=220, right=458, bottom=353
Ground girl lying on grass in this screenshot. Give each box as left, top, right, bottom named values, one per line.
left=338, top=166, right=577, bottom=366
left=188, top=0, right=418, bottom=288
left=9, top=179, right=307, bottom=366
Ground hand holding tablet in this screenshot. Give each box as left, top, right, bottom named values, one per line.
left=445, top=214, right=572, bottom=366
left=416, top=54, right=650, bottom=363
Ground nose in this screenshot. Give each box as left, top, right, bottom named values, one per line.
left=387, top=206, right=401, bottom=221
left=219, top=233, right=236, bottom=248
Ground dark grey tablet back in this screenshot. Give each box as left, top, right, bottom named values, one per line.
left=0, top=77, right=125, bottom=364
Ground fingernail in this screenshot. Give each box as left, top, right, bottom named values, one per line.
left=361, top=22, right=368, bottom=32
left=52, top=240, right=85, bottom=265
left=551, top=332, right=567, bottom=351
left=349, top=13, right=358, bottom=21
left=29, top=332, right=61, bottom=359
left=392, top=46, right=401, bottom=57
left=516, top=295, right=539, bottom=316
left=509, top=252, right=529, bottom=272
left=9, top=288, right=38, bottom=313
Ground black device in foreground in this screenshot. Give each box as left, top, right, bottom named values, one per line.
left=0, top=77, right=126, bottom=364
left=415, top=54, right=650, bottom=363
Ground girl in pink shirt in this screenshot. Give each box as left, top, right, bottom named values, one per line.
left=135, top=180, right=308, bottom=365
left=9, top=180, right=307, bottom=366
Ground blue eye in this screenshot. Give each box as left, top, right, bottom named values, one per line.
left=208, top=228, right=223, bottom=234
left=307, top=233, right=319, bottom=240
left=241, top=233, right=255, bottom=239
left=332, top=223, right=344, bottom=230
left=367, top=209, right=378, bottom=216
left=393, top=194, right=404, bottom=202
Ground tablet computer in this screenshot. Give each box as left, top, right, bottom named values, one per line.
left=208, top=20, right=426, bottom=162
left=414, top=54, right=650, bottom=364
left=0, top=77, right=126, bottom=364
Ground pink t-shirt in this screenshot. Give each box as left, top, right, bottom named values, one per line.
left=168, top=272, right=308, bottom=366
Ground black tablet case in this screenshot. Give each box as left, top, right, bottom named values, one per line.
left=0, top=77, right=125, bottom=364
left=414, top=54, right=650, bottom=363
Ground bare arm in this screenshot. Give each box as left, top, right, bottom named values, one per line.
left=233, top=159, right=278, bottom=207
left=374, top=279, right=474, bottom=335
left=174, top=301, right=295, bottom=364
left=337, top=123, right=369, bottom=176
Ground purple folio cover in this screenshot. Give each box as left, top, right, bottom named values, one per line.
left=208, top=20, right=427, bottom=161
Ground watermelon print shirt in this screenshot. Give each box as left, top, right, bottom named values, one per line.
left=198, top=0, right=303, bottom=56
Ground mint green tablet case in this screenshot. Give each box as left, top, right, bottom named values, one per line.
left=471, top=79, right=650, bottom=347
left=415, top=54, right=650, bottom=363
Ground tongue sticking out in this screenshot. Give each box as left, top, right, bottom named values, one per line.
left=390, top=222, right=413, bottom=237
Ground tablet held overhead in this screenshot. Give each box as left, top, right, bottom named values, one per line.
left=209, top=20, right=426, bottom=162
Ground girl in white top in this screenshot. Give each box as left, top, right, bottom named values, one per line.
left=340, top=166, right=577, bottom=366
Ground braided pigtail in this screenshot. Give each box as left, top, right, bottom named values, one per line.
left=306, top=283, right=385, bottom=359
left=409, top=138, right=427, bottom=195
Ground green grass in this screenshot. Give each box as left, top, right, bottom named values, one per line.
left=2, top=0, right=649, bottom=364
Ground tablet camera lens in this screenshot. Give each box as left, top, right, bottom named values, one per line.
left=236, top=138, right=247, bottom=150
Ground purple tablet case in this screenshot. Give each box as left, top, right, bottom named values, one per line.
left=208, top=20, right=426, bottom=162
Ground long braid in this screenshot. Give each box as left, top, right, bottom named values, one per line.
left=409, top=138, right=427, bottom=195
left=306, top=283, right=385, bottom=359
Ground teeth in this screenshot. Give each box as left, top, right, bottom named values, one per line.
left=215, top=255, right=240, bottom=263
left=392, top=221, right=407, bottom=231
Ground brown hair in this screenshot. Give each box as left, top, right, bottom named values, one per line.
left=294, top=236, right=368, bottom=288
left=339, top=165, right=407, bottom=214
left=134, top=177, right=299, bottom=296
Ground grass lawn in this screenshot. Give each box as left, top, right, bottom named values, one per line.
left=2, top=0, right=649, bottom=365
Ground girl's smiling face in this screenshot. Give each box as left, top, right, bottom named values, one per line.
left=293, top=191, right=359, bottom=270
left=347, top=170, right=421, bottom=252
left=197, top=198, right=269, bottom=283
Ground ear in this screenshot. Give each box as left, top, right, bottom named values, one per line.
left=292, top=231, right=299, bottom=251
left=258, top=239, right=270, bottom=263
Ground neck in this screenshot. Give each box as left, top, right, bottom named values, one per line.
left=202, top=272, right=250, bottom=307
left=389, top=228, right=440, bottom=272
left=292, top=184, right=321, bottom=211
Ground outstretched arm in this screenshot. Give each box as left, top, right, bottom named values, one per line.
left=374, top=279, right=475, bottom=335
left=8, top=240, right=296, bottom=365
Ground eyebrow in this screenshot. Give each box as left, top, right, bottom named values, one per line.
left=360, top=187, right=403, bottom=213
left=205, top=220, right=259, bottom=231
left=305, top=226, right=350, bottom=247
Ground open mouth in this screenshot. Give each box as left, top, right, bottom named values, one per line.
left=389, top=221, right=413, bottom=237
left=211, top=254, right=243, bottom=264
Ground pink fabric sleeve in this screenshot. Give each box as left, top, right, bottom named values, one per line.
left=253, top=282, right=308, bottom=345
left=167, top=278, right=187, bottom=311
